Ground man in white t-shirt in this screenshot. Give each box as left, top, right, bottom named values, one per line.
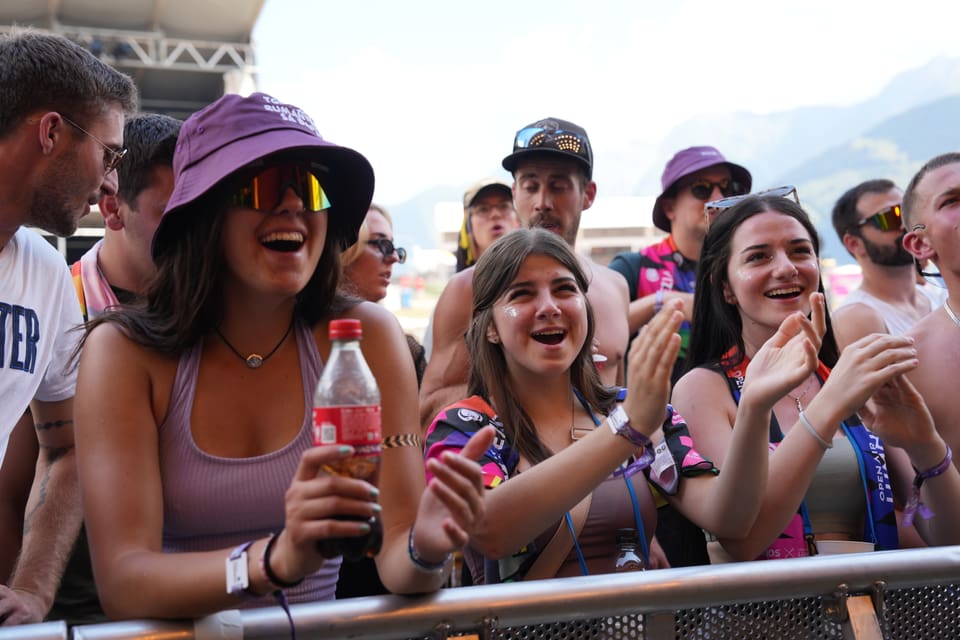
left=0, top=29, right=136, bottom=624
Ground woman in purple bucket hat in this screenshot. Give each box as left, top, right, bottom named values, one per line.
left=74, top=93, right=492, bottom=620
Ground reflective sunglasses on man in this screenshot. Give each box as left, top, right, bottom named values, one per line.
left=855, top=204, right=902, bottom=232
left=61, top=114, right=128, bottom=174
left=231, top=164, right=331, bottom=212
left=704, top=185, right=800, bottom=224
left=367, top=237, right=407, bottom=264
left=514, top=125, right=589, bottom=157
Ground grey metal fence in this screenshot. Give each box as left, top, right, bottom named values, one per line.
left=34, top=546, right=960, bottom=639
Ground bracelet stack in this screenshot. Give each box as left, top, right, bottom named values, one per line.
left=903, top=445, right=953, bottom=527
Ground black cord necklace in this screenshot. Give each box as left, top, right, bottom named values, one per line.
left=214, top=317, right=295, bottom=369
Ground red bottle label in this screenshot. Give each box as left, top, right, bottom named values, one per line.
left=312, top=405, right=381, bottom=454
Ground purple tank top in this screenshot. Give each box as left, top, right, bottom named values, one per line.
left=159, top=318, right=341, bottom=605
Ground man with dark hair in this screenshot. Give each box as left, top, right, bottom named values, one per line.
left=830, top=179, right=942, bottom=347
left=0, top=29, right=137, bottom=624
left=901, top=152, right=960, bottom=473
left=72, top=114, right=181, bottom=319
left=420, top=118, right=629, bottom=430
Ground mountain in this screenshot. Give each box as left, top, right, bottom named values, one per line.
left=632, top=56, right=960, bottom=195
left=775, top=93, right=960, bottom=264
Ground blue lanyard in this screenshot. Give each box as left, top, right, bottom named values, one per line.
left=566, top=389, right=649, bottom=575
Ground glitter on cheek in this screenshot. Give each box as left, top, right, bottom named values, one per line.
left=502, top=305, right=519, bottom=318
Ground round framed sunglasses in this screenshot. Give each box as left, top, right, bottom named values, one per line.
left=367, top=237, right=407, bottom=264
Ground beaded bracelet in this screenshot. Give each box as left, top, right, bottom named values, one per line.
left=261, top=532, right=305, bottom=590
left=407, top=528, right=452, bottom=574
left=903, top=445, right=953, bottom=527
left=798, top=410, right=832, bottom=450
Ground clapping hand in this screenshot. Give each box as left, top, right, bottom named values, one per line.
left=623, top=299, right=683, bottom=436
left=742, top=293, right=825, bottom=410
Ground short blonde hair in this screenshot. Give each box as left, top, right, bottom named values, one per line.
left=341, top=204, right=393, bottom=267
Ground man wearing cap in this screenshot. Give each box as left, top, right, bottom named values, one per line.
left=829, top=179, right=942, bottom=348
left=609, top=146, right=749, bottom=569
left=0, top=30, right=137, bottom=624
left=610, top=146, right=751, bottom=384
left=420, top=118, right=629, bottom=431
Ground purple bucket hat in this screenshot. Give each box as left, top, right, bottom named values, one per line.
left=152, top=92, right=375, bottom=259
left=652, top=146, right=751, bottom=232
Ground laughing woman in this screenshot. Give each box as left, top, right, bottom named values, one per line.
left=423, top=228, right=824, bottom=582
left=672, top=192, right=960, bottom=562
left=74, top=93, right=490, bottom=620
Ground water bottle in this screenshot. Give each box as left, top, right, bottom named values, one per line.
left=312, top=318, right=383, bottom=560
left=614, top=528, right=646, bottom=572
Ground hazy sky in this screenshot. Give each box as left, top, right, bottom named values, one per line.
left=253, top=0, right=957, bottom=205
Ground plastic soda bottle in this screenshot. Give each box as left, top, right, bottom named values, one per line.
left=312, top=318, right=382, bottom=559
left=614, top=528, right=646, bottom=572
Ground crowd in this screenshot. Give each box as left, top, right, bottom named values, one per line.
left=2, top=28, right=960, bottom=630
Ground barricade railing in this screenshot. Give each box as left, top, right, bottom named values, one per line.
left=0, top=622, right=67, bottom=640
left=28, top=545, right=960, bottom=639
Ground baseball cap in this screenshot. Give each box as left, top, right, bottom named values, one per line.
left=501, top=118, right=593, bottom=179
left=152, top=92, right=374, bottom=259
left=463, top=178, right=512, bottom=209
left=652, top=146, right=751, bottom=232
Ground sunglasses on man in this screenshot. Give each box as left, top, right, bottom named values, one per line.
left=854, top=204, right=902, bottom=232
left=704, top=185, right=800, bottom=224
left=685, top=178, right=746, bottom=202
left=367, top=238, right=407, bottom=264
left=231, top=164, right=331, bottom=212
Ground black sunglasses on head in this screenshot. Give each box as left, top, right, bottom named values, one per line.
left=367, top=238, right=407, bottom=264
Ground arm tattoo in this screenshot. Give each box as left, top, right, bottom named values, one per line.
left=34, top=418, right=73, bottom=432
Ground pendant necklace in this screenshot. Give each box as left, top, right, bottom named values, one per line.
left=786, top=376, right=815, bottom=412
left=945, top=300, right=960, bottom=328
left=215, top=317, right=295, bottom=369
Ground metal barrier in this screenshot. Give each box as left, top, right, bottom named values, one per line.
left=59, top=546, right=960, bottom=639
left=0, top=622, right=66, bottom=640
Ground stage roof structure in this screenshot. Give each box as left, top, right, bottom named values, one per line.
left=1, top=0, right=265, bottom=119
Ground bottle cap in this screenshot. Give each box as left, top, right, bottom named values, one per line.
left=329, top=318, right=362, bottom=340
left=616, top=528, right=640, bottom=545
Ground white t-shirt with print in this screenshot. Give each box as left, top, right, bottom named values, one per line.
left=0, top=227, right=82, bottom=463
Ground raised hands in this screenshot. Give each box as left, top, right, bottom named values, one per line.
left=859, top=374, right=944, bottom=465
left=411, top=425, right=494, bottom=561
left=742, top=293, right=825, bottom=409
left=819, top=333, right=920, bottom=420
left=623, top=299, right=683, bottom=435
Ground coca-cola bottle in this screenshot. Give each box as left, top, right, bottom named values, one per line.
left=312, top=318, right=383, bottom=560
left=614, top=528, right=646, bottom=572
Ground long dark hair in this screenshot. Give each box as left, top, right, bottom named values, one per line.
left=467, top=228, right=617, bottom=465
left=686, top=195, right=840, bottom=371
left=80, top=178, right=352, bottom=355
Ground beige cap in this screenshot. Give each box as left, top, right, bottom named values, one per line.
left=463, top=178, right=512, bottom=209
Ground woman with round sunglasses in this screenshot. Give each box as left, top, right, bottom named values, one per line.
left=73, top=93, right=492, bottom=620
left=341, top=204, right=407, bottom=303
left=672, top=193, right=960, bottom=563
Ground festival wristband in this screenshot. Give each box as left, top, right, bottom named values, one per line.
left=903, top=444, right=953, bottom=527
left=607, top=406, right=653, bottom=449
left=226, top=541, right=254, bottom=597
left=654, top=289, right=665, bottom=314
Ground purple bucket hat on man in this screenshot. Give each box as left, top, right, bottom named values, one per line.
left=152, top=92, right=375, bottom=259
left=651, top=146, right=751, bottom=232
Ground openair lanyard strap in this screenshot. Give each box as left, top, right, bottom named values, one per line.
left=721, top=355, right=820, bottom=555
left=565, top=389, right=649, bottom=575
